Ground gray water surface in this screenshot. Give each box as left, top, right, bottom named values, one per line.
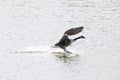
left=0, top=0, right=120, bottom=80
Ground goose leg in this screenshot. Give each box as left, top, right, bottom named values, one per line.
left=63, top=48, right=72, bottom=54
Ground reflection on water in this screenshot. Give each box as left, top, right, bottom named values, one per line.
left=52, top=52, right=80, bottom=63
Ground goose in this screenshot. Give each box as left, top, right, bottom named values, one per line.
left=54, top=26, right=85, bottom=53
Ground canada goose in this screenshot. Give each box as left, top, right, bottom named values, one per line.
left=55, top=26, right=85, bottom=53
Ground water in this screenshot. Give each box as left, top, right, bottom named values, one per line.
left=0, top=0, right=120, bottom=80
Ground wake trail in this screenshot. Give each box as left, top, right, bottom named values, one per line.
left=15, top=45, right=82, bottom=55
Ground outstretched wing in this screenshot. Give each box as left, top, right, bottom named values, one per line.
left=64, top=26, right=84, bottom=35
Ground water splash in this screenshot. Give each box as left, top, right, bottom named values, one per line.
left=15, top=45, right=82, bottom=54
